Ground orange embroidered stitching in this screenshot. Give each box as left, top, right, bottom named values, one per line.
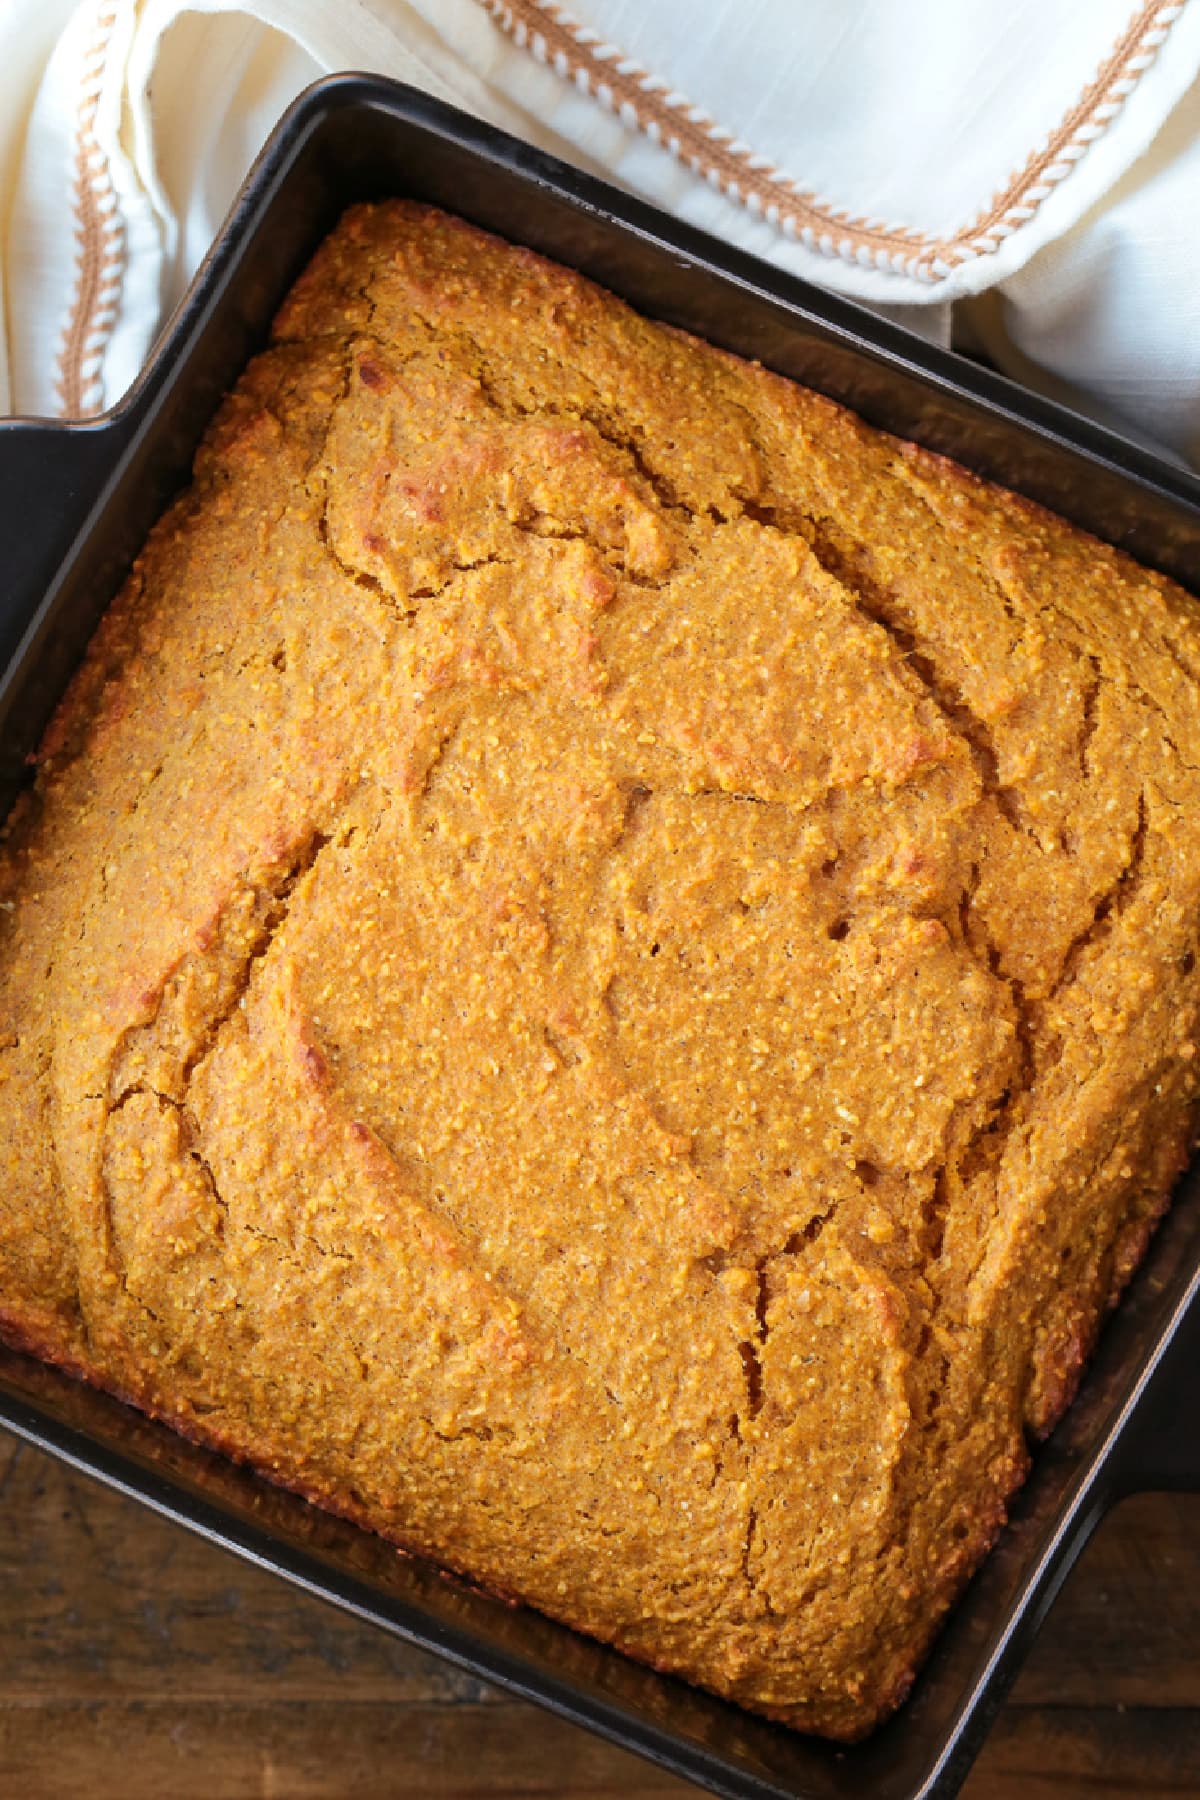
left=479, top=0, right=1185, bottom=281
left=55, top=4, right=127, bottom=418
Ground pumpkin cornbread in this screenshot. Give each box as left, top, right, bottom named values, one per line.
left=2, top=201, right=1200, bottom=1743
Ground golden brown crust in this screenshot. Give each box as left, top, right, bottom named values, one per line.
left=2, top=201, right=1200, bottom=1740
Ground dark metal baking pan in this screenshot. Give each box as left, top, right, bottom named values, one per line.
left=0, top=75, right=1197, bottom=1800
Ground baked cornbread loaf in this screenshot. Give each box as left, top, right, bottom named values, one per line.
left=2, top=201, right=1200, bottom=1743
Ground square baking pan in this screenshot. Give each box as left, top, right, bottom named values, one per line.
left=0, top=74, right=1198, bottom=1800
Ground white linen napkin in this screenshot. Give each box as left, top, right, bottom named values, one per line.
left=3, top=0, right=1200, bottom=467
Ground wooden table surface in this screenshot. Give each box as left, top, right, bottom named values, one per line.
left=0, top=1433, right=1196, bottom=1798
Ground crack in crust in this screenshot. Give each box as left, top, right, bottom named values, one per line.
left=1050, top=791, right=1150, bottom=1003
left=97, top=825, right=342, bottom=1315
left=108, top=825, right=336, bottom=1113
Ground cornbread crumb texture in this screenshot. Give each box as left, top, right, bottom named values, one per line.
left=2, top=201, right=1200, bottom=1740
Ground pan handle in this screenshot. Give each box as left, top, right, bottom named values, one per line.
left=1110, top=1285, right=1200, bottom=1493
left=0, top=416, right=132, bottom=665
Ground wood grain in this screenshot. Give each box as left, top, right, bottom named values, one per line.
left=0, top=1433, right=1197, bottom=1797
